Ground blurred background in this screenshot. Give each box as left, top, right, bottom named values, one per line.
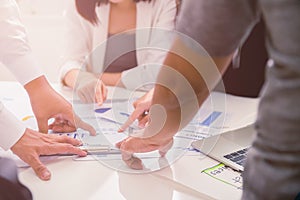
left=1, top=0, right=267, bottom=98
left=0, top=0, right=67, bottom=83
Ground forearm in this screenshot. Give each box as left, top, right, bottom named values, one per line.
left=146, top=38, right=233, bottom=140
left=101, top=72, right=124, bottom=87
left=63, top=69, right=80, bottom=89
left=24, top=75, right=53, bottom=97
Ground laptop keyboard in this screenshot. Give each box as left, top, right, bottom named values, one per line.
left=223, top=148, right=249, bottom=166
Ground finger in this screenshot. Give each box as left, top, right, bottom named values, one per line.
left=115, top=139, right=124, bottom=149
left=37, top=118, right=49, bottom=133
left=102, top=84, right=108, bottom=102
left=158, top=139, right=173, bottom=157
left=119, top=144, right=143, bottom=170
left=118, top=108, right=145, bottom=132
left=50, top=124, right=76, bottom=133
left=49, top=119, right=77, bottom=133
left=30, top=156, right=51, bottom=181
left=77, top=91, right=88, bottom=103
left=117, top=137, right=159, bottom=153
left=58, top=111, right=96, bottom=136
left=75, top=117, right=96, bottom=136
left=41, top=143, right=87, bottom=157
left=53, top=135, right=83, bottom=146
left=48, top=118, right=62, bottom=127
left=121, top=151, right=143, bottom=170
left=95, top=85, right=103, bottom=105
left=133, top=99, right=140, bottom=108
left=138, top=115, right=149, bottom=128
left=48, top=123, right=54, bottom=129
left=118, top=118, right=134, bottom=132
left=87, top=86, right=95, bottom=104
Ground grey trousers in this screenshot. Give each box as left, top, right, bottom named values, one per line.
left=242, top=0, right=300, bottom=199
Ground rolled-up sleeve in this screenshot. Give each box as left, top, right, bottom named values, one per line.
left=176, top=0, right=259, bottom=56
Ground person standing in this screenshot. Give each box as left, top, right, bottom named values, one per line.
left=117, top=0, right=300, bottom=199
left=0, top=0, right=95, bottom=181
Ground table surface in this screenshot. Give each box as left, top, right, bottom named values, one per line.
left=0, top=81, right=249, bottom=200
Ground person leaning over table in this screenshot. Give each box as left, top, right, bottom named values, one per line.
left=60, top=0, right=177, bottom=105
left=117, top=0, right=300, bottom=199
left=0, top=0, right=96, bottom=181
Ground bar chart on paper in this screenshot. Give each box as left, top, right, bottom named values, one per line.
left=200, top=111, right=222, bottom=126
left=175, top=92, right=258, bottom=141
left=176, top=109, right=229, bottom=141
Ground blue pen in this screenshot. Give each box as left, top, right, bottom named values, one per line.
left=119, top=112, right=130, bottom=117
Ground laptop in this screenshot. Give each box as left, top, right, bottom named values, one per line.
left=191, top=124, right=256, bottom=171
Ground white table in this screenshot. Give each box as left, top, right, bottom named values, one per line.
left=0, top=81, right=249, bottom=200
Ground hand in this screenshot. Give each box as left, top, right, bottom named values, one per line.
left=118, top=88, right=154, bottom=132
left=116, top=134, right=173, bottom=170
left=25, top=76, right=96, bottom=135
left=116, top=85, right=180, bottom=170
left=11, top=128, right=87, bottom=180
left=75, top=72, right=108, bottom=105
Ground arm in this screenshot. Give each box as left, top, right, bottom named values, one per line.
left=0, top=102, right=87, bottom=181
left=64, top=68, right=108, bottom=105
left=101, top=72, right=122, bottom=86
left=60, top=0, right=93, bottom=87
left=61, top=1, right=107, bottom=104
left=11, top=128, right=87, bottom=181
left=0, top=0, right=42, bottom=85
left=117, top=38, right=233, bottom=169
left=117, top=0, right=258, bottom=169
left=0, top=0, right=91, bottom=180
left=24, top=75, right=96, bottom=134
left=0, top=1, right=95, bottom=134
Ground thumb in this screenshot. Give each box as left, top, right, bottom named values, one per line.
left=158, top=139, right=173, bottom=157
left=75, top=116, right=96, bottom=136
left=37, top=118, right=49, bottom=133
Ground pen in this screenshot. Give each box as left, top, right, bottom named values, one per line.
left=40, top=146, right=121, bottom=157
left=79, top=145, right=110, bottom=152
left=119, top=112, right=130, bottom=117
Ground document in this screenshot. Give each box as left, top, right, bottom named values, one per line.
left=202, top=163, right=243, bottom=190
left=176, top=92, right=259, bottom=140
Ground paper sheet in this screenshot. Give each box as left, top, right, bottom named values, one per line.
left=202, top=163, right=243, bottom=190
left=176, top=92, right=258, bottom=140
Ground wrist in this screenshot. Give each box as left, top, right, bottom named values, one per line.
left=24, top=76, right=52, bottom=98
left=101, top=72, right=124, bottom=87
left=63, top=69, right=80, bottom=88
left=75, top=71, right=99, bottom=90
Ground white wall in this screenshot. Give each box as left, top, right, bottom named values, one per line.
left=0, top=0, right=67, bottom=83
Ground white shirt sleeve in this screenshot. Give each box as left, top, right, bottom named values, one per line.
left=0, top=0, right=43, bottom=85
left=0, top=0, right=43, bottom=150
left=0, top=102, right=26, bottom=150
left=59, top=0, right=93, bottom=84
